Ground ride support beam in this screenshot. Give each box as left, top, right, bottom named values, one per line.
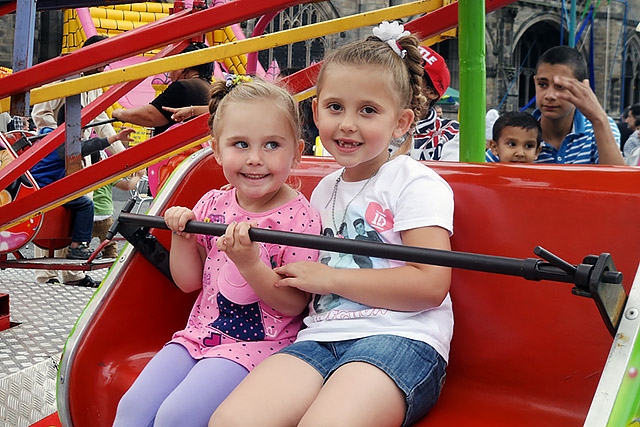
left=10, top=0, right=36, bottom=116
left=0, top=0, right=309, bottom=100
left=458, top=0, right=486, bottom=162
left=0, top=43, right=189, bottom=196
left=0, top=115, right=211, bottom=231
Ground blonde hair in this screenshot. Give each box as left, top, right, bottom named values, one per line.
left=316, top=34, right=426, bottom=156
left=208, top=77, right=302, bottom=164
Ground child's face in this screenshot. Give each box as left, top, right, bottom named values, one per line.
left=313, top=64, right=413, bottom=181
left=534, top=63, right=577, bottom=120
left=490, top=126, right=541, bottom=163
left=213, top=99, right=301, bottom=211
left=625, top=112, right=637, bottom=131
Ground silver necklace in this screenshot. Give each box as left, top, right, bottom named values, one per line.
left=326, top=155, right=390, bottom=233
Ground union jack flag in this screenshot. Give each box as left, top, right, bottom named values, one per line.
left=412, top=111, right=460, bottom=161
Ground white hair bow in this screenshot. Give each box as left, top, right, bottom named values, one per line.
left=372, top=21, right=410, bottom=58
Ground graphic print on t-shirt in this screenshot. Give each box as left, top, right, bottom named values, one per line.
left=313, top=202, right=388, bottom=315
left=203, top=292, right=265, bottom=346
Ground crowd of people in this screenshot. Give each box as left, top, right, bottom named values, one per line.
left=6, top=17, right=637, bottom=427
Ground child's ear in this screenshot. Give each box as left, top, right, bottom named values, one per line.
left=311, top=97, right=319, bottom=126
left=292, top=139, right=304, bottom=166
left=212, top=139, right=223, bottom=165
left=534, top=144, right=542, bottom=159
left=393, top=108, right=415, bottom=138
left=489, top=140, right=499, bottom=156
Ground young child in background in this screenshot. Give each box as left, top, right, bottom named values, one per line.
left=30, top=126, right=134, bottom=271
left=407, top=45, right=460, bottom=161
left=112, top=77, right=321, bottom=427
left=211, top=21, right=454, bottom=427
left=488, top=111, right=542, bottom=163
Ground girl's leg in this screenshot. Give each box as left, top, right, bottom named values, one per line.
left=209, top=353, right=324, bottom=427
left=299, top=335, right=446, bottom=427
left=299, top=361, right=406, bottom=427
left=112, top=344, right=197, bottom=427
left=153, top=357, right=248, bottom=427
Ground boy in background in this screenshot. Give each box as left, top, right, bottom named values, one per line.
left=488, top=111, right=542, bottom=163
left=530, top=46, right=623, bottom=165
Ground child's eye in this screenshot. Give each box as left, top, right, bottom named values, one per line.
left=233, top=141, right=249, bottom=149
left=525, top=143, right=536, bottom=149
left=507, top=141, right=516, bottom=147
left=328, top=103, right=342, bottom=112
left=362, top=106, right=376, bottom=115
left=265, top=141, right=279, bottom=150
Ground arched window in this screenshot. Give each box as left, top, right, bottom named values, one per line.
left=622, top=38, right=640, bottom=108
left=243, top=4, right=335, bottom=74
left=515, top=20, right=562, bottom=111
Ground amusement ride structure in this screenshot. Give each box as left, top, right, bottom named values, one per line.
left=0, top=1, right=639, bottom=426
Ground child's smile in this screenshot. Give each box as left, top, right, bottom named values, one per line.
left=313, top=65, right=412, bottom=181
left=214, top=99, right=300, bottom=212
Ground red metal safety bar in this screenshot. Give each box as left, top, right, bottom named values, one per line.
left=0, top=0, right=309, bottom=99
left=0, top=42, right=190, bottom=196
left=0, top=114, right=211, bottom=230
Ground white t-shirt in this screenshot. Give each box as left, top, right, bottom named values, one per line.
left=296, top=155, right=455, bottom=362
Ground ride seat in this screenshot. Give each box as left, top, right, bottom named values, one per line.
left=33, top=206, right=72, bottom=255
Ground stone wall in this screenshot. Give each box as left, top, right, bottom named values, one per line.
left=0, top=10, right=63, bottom=69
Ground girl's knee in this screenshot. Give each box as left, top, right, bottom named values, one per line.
left=112, top=391, right=153, bottom=427
left=208, top=407, right=238, bottom=427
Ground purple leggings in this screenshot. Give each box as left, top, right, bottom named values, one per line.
left=112, top=343, right=249, bottom=427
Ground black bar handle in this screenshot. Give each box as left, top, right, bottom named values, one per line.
left=117, top=212, right=602, bottom=286
left=81, top=118, right=118, bottom=129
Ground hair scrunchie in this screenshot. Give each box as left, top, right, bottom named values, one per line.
left=224, top=73, right=253, bottom=91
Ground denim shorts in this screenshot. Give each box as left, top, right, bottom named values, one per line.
left=279, top=335, right=447, bottom=426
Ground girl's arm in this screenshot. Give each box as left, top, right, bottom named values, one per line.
left=107, top=127, right=135, bottom=146
left=165, top=206, right=206, bottom=293
left=275, top=225, right=452, bottom=312
left=219, top=221, right=310, bottom=317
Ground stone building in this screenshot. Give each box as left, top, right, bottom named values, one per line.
left=1, top=0, right=639, bottom=116
left=251, top=0, right=640, bottom=117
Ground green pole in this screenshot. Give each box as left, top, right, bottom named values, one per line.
left=458, top=0, right=486, bottom=163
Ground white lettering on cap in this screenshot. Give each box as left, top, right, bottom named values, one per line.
left=421, top=48, right=438, bottom=66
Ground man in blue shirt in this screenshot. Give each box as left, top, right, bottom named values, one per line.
left=487, top=46, right=624, bottom=165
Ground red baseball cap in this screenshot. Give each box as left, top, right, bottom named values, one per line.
left=419, top=46, right=450, bottom=99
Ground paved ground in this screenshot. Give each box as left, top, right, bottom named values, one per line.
left=0, top=187, right=148, bottom=427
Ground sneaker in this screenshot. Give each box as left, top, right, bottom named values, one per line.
left=65, top=275, right=99, bottom=288
left=45, top=278, right=61, bottom=284
left=66, top=243, right=93, bottom=260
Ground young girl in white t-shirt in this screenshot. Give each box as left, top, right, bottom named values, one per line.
left=211, top=21, right=454, bottom=427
